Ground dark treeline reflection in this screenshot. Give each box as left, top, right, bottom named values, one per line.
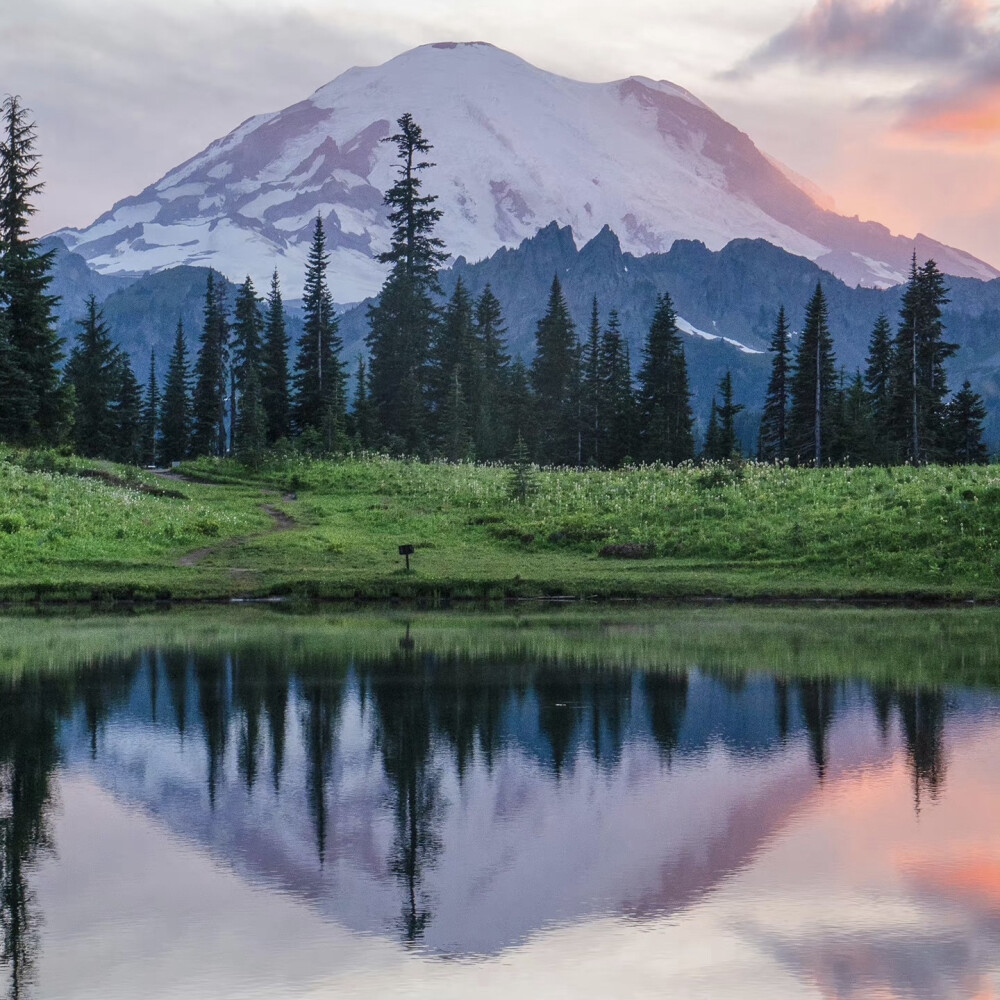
left=0, top=637, right=963, bottom=992
left=1, top=655, right=141, bottom=1000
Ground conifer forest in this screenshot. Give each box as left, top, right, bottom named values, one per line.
left=0, top=102, right=991, bottom=471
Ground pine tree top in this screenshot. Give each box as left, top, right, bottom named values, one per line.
left=377, top=113, right=447, bottom=283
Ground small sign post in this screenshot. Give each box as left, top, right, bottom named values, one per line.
left=398, top=544, right=414, bottom=572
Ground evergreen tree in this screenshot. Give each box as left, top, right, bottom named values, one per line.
left=836, top=370, right=871, bottom=464
left=366, top=114, right=446, bottom=452
left=944, top=381, right=988, bottom=464
left=160, top=319, right=191, bottom=465
left=236, top=362, right=267, bottom=469
left=261, top=270, right=291, bottom=443
left=471, top=284, right=510, bottom=461
left=111, top=352, right=143, bottom=465
left=429, top=277, right=475, bottom=452
left=190, top=271, right=229, bottom=457
left=439, top=367, right=472, bottom=461
left=0, top=95, right=64, bottom=444
left=350, top=356, right=376, bottom=450
left=703, top=399, right=721, bottom=461
left=231, top=275, right=265, bottom=455
left=599, top=310, right=637, bottom=466
left=530, top=275, right=580, bottom=465
left=140, top=351, right=159, bottom=466
left=581, top=296, right=602, bottom=464
left=292, top=218, right=345, bottom=448
left=787, top=282, right=837, bottom=466
left=232, top=276, right=264, bottom=378
left=758, top=306, right=790, bottom=461
left=508, top=432, right=537, bottom=502
left=864, top=313, right=894, bottom=464
left=715, top=370, right=744, bottom=459
left=637, top=293, right=694, bottom=464
left=505, top=358, right=534, bottom=459
left=64, top=295, right=118, bottom=459
left=890, top=256, right=957, bottom=462
left=0, top=305, right=31, bottom=441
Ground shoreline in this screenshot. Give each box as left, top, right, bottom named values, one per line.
left=1, top=589, right=996, bottom=612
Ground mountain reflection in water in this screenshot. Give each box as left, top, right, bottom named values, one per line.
left=1, top=613, right=999, bottom=1000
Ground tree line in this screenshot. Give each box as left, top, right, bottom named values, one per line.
left=1, top=98, right=990, bottom=468
left=756, top=268, right=989, bottom=466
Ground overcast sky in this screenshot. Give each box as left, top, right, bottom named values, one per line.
left=5, top=0, right=999, bottom=266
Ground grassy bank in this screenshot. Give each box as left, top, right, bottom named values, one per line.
left=2, top=604, right=999, bottom=689
left=0, top=450, right=998, bottom=601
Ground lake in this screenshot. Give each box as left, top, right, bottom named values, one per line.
left=1, top=605, right=999, bottom=999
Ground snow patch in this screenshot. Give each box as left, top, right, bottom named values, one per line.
left=676, top=317, right=763, bottom=355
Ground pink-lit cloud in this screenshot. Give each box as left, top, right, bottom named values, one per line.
left=736, top=0, right=992, bottom=70
left=732, top=0, right=1000, bottom=145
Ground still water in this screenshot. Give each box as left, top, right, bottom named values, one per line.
left=1, top=606, right=999, bottom=999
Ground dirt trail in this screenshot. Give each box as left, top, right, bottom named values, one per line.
left=177, top=503, right=297, bottom=567
left=147, top=470, right=298, bottom=568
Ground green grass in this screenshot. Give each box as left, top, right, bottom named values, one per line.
left=1, top=449, right=999, bottom=601
left=1, top=604, right=998, bottom=689
left=0, top=450, right=269, bottom=599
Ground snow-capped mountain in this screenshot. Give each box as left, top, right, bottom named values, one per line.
left=53, top=41, right=999, bottom=300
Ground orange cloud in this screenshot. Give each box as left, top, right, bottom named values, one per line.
left=900, top=83, right=1000, bottom=143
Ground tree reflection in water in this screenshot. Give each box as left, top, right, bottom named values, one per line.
left=1, top=657, right=139, bottom=999
left=0, top=625, right=961, bottom=995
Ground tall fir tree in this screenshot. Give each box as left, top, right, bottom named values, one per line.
left=864, top=312, right=894, bottom=464
left=787, top=282, right=837, bottom=466
left=530, top=275, right=580, bottom=466
left=599, top=310, right=637, bottom=466
left=140, top=351, right=159, bottom=466
left=637, top=293, right=694, bottom=464
left=505, top=358, right=534, bottom=458
left=366, top=114, right=446, bottom=452
left=350, top=356, right=377, bottom=450
left=231, top=275, right=266, bottom=454
left=944, top=381, right=988, bottom=464
left=0, top=95, right=64, bottom=444
left=581, top=296, right=602, bottom=464
left=261, top=270, right=291, bottom=443
left=110, top=353, right=143, bottom=465
left=160, top=319, right=191, bottom=465
left=890, top=256, right=956, bottom=462
left=292, top=218, right=344, bottom=448
left=715, top=370, right=744, bottom=459
left=703, top=399, right=721, bottom=461
left=835, top=370, right=871, bottom=464
left=64, top=295, right=118, bottom=459
left=758, top=306, right=790, bottom=462
left=429, top=277, right=475, bottom=452
left=0, top=303, right=32, bottom=441
left=439, top=367, right=472, bottom=462
left=236, top=362, right=267, bottom=469
left=191, top=271, right=230, bottom=457
left=471, top=284, right=510, bottom=461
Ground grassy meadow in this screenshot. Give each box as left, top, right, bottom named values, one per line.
left=0, top=449, right=998, bottom=601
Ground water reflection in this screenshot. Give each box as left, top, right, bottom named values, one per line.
left=0, top=613, right=998, bottom=999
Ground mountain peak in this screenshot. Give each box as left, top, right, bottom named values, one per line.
left=428, top=40, right=498, bottom=50
left=52, top=41, right=999, bottom=299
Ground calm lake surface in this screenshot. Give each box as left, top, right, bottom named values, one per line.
left=1, top=606, right=999, bottom=999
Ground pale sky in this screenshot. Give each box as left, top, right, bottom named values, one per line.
left=5, top=0, right=1000, bottom=267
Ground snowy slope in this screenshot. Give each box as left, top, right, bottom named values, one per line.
left=52, top=42, right=999, bottom=299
